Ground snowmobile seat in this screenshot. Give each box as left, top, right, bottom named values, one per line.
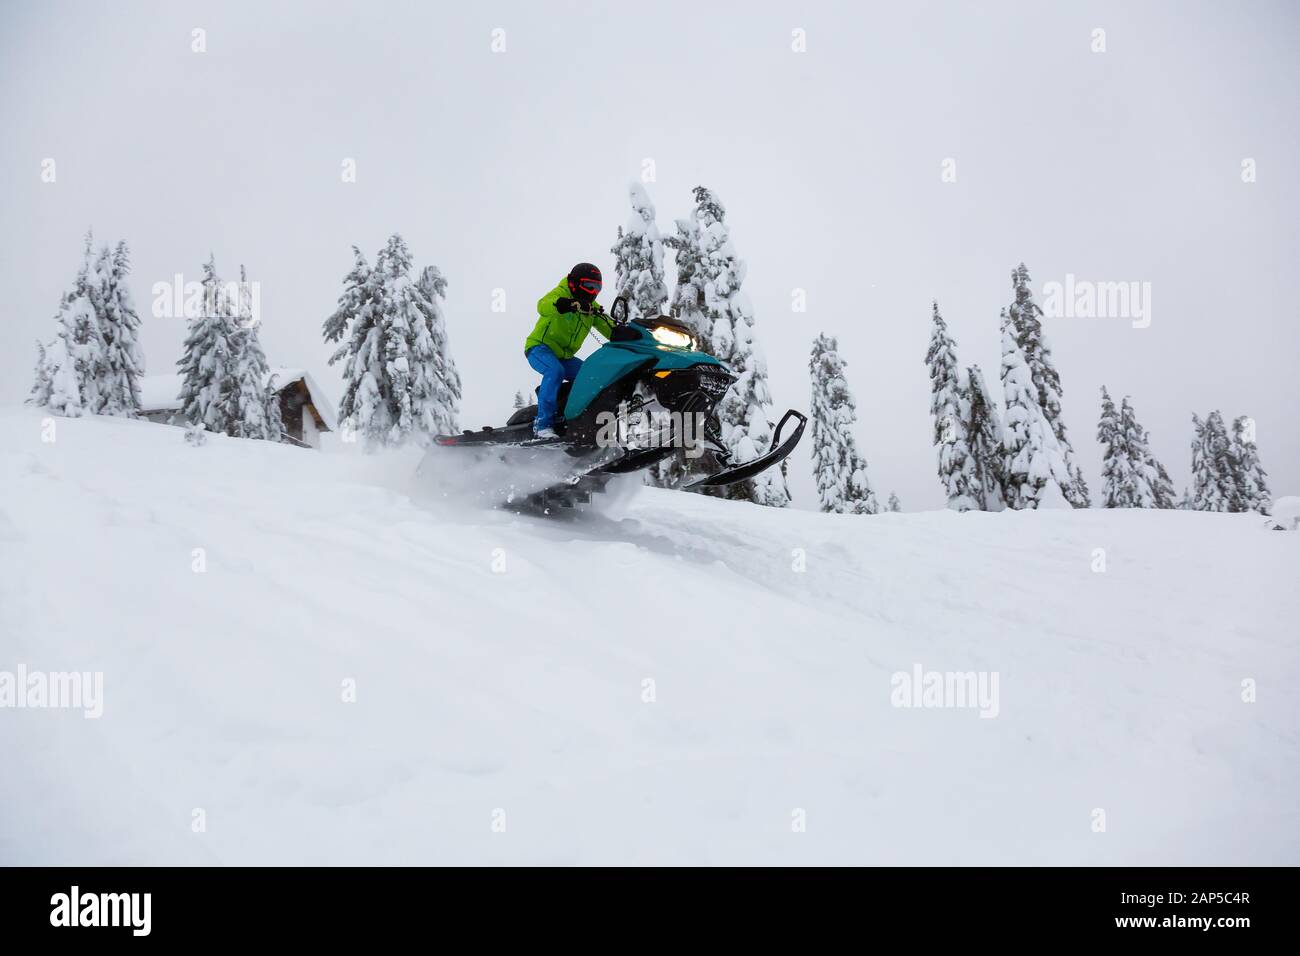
left=506, top=404, right=537, bottom=426
left=506, top=380, right=574, bottom=427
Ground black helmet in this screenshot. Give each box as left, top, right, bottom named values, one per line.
left=568, top=262, right=602, bottom=303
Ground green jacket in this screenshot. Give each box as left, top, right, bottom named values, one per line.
left=524, top=279, right=614, bottom=360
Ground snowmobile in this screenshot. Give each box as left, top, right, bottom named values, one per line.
left=431, top=296, right=806, bottom=513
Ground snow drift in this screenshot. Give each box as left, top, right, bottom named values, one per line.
left=0, top=408, right=1296, bottom=865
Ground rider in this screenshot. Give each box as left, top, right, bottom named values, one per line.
left=524, top=262, right=613, bottom=438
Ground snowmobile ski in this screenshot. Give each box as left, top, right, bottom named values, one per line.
left=683, top=410, right=808, bottom=491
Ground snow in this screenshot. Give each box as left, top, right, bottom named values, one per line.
left=1, top=406, right=1296, bottom=865
left=1267, top=495, right=1300, bottom=530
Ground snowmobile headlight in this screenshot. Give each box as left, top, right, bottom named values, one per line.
left=651, top=325, right=694, bottom=350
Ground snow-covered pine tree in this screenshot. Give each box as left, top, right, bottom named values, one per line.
left=324, top=237, right=461, bottom=447
left=1071, top=462, right=1092, bottom=508
left=30, top=233, right=146, bottom=418
left=34, top=233, right=105, bottom=417
left=611, top=182, right=668, bottom=322
left=322, top=246, right=371, bottom=358
left=1006, top=263, right=1089, bottom=507
left=228, top=265, right=283, bottom=442
left=1190, top=411, right=1235, bottom=512
left=925, top=302, right=977, bottom=511
left=685, top=187, right=789, bottom=506
left=1000, top=313, right=1071, bottom=509
left=1189, top=415, right=1208, bottom=509
left=964, top=364, right=1005, bottom=511
left=1097, top=386, right=1132, bottom=507
left=1151, top=455, right=1177, bottom=510
left=91, top=240, right=145, bottom=416
left=27, top=341, right=53, bottom=407
left=37, top=330, right=86, bottom=418
left=1117, top=396, right=1160, bottom=507
left=1178, top=487, right=1194, bottom=510
left=513, top=390, right=528, bottom=410
left=1229, top=416, right=1270, bottom=514
left=414, top=263, right=463, bottom=437
left=808, top=334, right=879, bottom=514
left=887, top=492, right=902, bottom=512
left=177, top=255, right=240, bottom=434
left=666, top=202, right=707, bottom=335
left=1115, top=396, right=1177, bottom=509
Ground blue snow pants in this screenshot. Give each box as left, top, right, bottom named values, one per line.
left=526, top=344, right=584, bottom=431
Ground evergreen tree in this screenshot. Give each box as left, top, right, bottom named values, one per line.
left=91, top=240, right=145, bottom=416
left=321, top=246, right=371, bottom=357
left=1178, top=487, right=1194, bottom=510
left=925, top=302, right=977, bottom=511
left=1098, top=392, right=1176, bottom=509
left=513, top=390, right=529, bottom=410
left=1097, top=387, right=1176, bottom=509
left=691, top=186, right=788, bottom=506
left=1006, top=264, right=1089, bottom=507
left=1001, top=313, right=1070, bottom=509
left=1149, top=437, right=1178, bottom=509
left=57, top=232, right=107, bottom=415
left=666, top=199, right=708, bottom=334
left=1191, top=411, right=1235, bottom=512
left=177, top=255, right=240, bottom=434
left=228, top=265, right=283, bottom=441
left=964, top=364, right=1006, bottom=511
left=414, top=263, right=463, bottom=437
left=611, top=182, right=668, bottom=322
left=809, top=334, right=879, bottom=514
left=887, top=492, right=902, bottom=513
left=1117, top=396, right=1159, bottom=507
left=1071, top=463, right=1092, bottom=509
left=1229, top=416, right=1270, bottom=514
left=324, top=236, right=461, bottom=447
left=1097, top=386, right=1124, bottom=506
left=38, top=328, right=86, bottom=418
left=30, top=231, right=147, bottom=418
left=27, top=341, right=53, bottom=407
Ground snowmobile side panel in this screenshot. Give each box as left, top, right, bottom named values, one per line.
left=684, top=409, right=808, bottom=490
left=563, top=347, right=653, bottom=421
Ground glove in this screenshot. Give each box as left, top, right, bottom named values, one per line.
left=555, top=297, right=576, bottom=314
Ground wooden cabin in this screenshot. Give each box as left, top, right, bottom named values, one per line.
left=137, top=368, right=336, bottom=448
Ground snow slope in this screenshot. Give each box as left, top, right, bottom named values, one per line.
left=1, top=407, right=1296, bottom=865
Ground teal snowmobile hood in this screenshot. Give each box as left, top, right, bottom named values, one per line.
left=563, top=320, right=725, bottom=420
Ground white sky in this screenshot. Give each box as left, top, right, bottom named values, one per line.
left=3, top=0, right=1296, bottom=509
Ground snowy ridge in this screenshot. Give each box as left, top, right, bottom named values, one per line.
left=1, top=408, right=1295, bottom=865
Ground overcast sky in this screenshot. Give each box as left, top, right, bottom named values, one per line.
left=3, top=0, right=1296, bottom=510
